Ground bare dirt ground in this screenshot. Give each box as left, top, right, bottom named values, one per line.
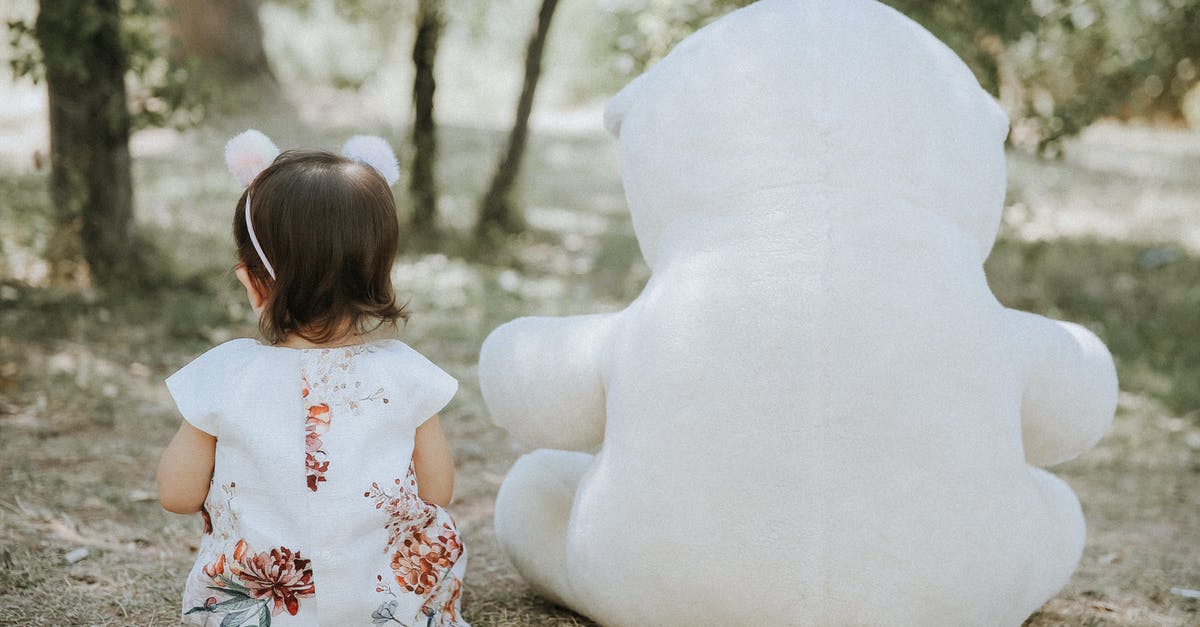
left=1, top=121, right=1198, bottom=626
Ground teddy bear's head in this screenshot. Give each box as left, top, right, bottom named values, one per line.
left=604, top=0, right=1011, bottom=268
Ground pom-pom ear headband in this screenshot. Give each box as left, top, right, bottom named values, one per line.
left=225, top=130, right=280, bottom=279
left=223, top=129, right=401, bottom=192
left=225, top=129, right=280, bottom=187
left=341, top=135, right=400, bottom=186
left=224, top=129, right=401, bottom=280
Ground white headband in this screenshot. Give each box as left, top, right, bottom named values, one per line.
left=224, top=130, right=400, bottom=281
left=243, top=192, right=275, bottom=279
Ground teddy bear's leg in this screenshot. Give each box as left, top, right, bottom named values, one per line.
left=1009, top=467, right=1087, bottom=624
left=494, top=448, right=592, bottom=611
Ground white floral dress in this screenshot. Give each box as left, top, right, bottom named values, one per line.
left=165, top=339, right=468, bottom=626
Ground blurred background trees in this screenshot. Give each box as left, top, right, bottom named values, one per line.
left=603, top=0, right=1200, bottom=153
left=1, top=7, right=1198, bottom=623
left=34, top=0, right=134, bottom=289
left=8, top=0, right=205, bottom=288
left=5, top=0, right=1200, bottom=285
left=409, top=0, right=444, bottom=237
left=887, top=0, right=1200, bottom=152
left=6, top=0, right=180, bottom=288
left=161, top=0, right=282, bottom=110
left=476, top=0, right=560, bottom=238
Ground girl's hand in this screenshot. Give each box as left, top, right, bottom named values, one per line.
left=156, top=421, right=216, bottom=514
left=412, top=415, right=455, bottom=507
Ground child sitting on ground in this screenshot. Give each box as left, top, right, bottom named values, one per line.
left=157, top=130, right=469, bottom=626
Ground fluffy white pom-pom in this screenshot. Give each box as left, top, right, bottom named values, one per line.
left=225, top=129, right=280, bottom=187
left=341, top=135, right=400, bottom=186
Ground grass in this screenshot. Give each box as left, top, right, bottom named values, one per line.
left=987, top=237, right=1200, bottom=419
left=1, top=121, right=1199, bottom=625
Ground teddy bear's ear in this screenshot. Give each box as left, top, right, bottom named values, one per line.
left=603, top=74, right=645, bottom=138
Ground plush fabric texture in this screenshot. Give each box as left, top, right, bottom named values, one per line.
left=478, top=1, right=1118, bottom=625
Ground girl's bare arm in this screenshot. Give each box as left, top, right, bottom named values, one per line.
left=412, top=415, right=455, bottom=507
left=156, top=421, right=216, bottom=514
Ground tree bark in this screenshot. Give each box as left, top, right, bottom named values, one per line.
left=476, top=0, right=560, bottom=237
left=409, top=0, right=443, bottom=234
left=37, top=0, right=136, bottom=288
left=162, top=0, right=277, bottom=86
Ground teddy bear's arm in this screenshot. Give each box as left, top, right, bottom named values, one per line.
left=1007, top=309, right=1118, bottom=467
left=478, top=313, right=616, bottom=451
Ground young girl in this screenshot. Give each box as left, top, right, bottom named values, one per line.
left=157, top=130, right=468, bottom=626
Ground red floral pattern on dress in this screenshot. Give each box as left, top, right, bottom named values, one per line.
left=304, top=402, right=332, bottom=491
left=366, top=464, right=438, bottom=552
left=230, top=541, right=316, bottom=616
left=200, top=482, right=239, bottom=543
left=202, top=553, right=225, bottom=580
left=200, top=504, right=213, bottom=534
left=366, top=465, right=467, bottom=624
left=300, top=349, right=390, bottom=493
left=387, top=521, right=465, bottom=596
left=188, top=538, right=316, bottom=623
left=422, top=576, right=464, bottom=624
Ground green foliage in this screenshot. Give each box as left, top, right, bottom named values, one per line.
left=5, top=17, right=40, bottom=82
left=599, top=0, right=1200, bottom=151
left=262, top=0, right=413, bottom=93
left=0, top=173, right=52, bottom=285
left=889, top=0, right=1200, bottom=151
left=122, top=0, right=209, bottom=129
left=7, top=0, right=207, bottom=130
left=603, top=0, right=755, bottom=74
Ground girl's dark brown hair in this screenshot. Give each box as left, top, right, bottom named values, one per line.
left=233, top=149, right=408, bottom=345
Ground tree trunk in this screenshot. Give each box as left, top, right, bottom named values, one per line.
left=476, top=0, right=560, bottom=237
left=409, top=0, right=443, bottom=235
left=162, top=0, right=281, bottom=109
left=163, top=0, right=275, bottom=83
left=37, top=0, right=136, bottom=288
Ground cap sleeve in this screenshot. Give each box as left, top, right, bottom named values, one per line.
left=384, top=341, right=459, bottom=429
left=164, top=339, right=257, bottom=436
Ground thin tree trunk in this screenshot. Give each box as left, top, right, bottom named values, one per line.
left=409, top=0, right=443, bottom=234
left=476, top=0, right=560, bottom=237
left=37, top=0, right=136, bottom=288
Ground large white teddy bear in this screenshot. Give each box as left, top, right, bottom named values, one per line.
left=478, top=0, right=1119, bottom=624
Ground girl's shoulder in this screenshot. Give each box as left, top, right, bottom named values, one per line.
left=361, top=339, right=459, bottom=424
left=192, top=337, right=264, bottom=362
left=164, top=338, right=267, bottom=437
left=166, top=338, right=265, bottom=385
left=366, top=338, right=440, bottom=366
left=369, top=338, right=457, bottom=384
left=163, top=338, right=458, bottom=436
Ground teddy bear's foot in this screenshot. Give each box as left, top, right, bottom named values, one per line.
left=495, top=448, right=592, bottom=612
left=1010, top=466, right=1087, bottom=622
